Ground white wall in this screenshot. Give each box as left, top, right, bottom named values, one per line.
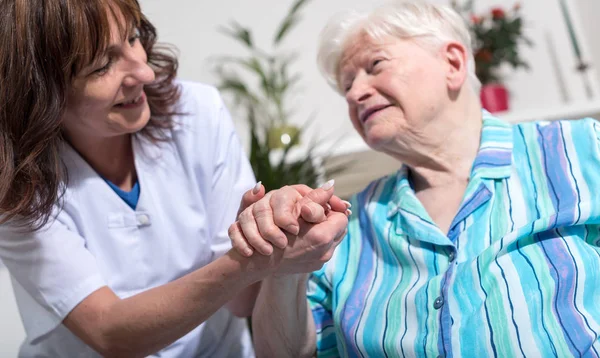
left=576, top=0, right=600, bottom=86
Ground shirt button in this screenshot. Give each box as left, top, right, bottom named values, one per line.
left=137, top=214, right=150, bottom=226
left=448, top=251, right=456, bottom=263
left=433, top=296, right=444, bottom=310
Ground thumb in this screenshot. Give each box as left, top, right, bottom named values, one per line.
left=237, top=181, right=265, bottom=216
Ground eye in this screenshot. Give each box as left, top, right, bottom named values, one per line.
left=93, top=56, right=115, bottom=76
left=128, top=28, right=141, bottom=45
left=370, top=59, right=384, bottom=71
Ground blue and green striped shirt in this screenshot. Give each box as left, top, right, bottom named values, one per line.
left=308, top=112, right=600, bottom=357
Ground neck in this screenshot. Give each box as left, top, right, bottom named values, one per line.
left=66, top=132, right=137, bottom=190
left=391, top=95, right=482, bottom=191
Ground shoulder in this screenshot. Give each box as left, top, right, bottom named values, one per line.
left=511, top=117, right=600, bottom=162
left=167, top=80, right=234, bottom=144
left=173, top=80, right=225, bottom=122
left=513, top=117, right=599, bottom=142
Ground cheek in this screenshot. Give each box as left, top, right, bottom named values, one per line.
left=347, top=105, right=365, bottom=137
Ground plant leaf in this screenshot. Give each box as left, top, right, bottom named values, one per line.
left=218, top=21, right=254, bottom=48
left=273, top=16, right=300, bottom=45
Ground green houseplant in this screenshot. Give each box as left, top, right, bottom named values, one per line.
left=213, top=0, right=346, bottom=191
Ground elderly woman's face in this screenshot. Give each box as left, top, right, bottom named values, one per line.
left=338, top=33, right=451, bottom=151
left=62, top=10, right=155, bottom=141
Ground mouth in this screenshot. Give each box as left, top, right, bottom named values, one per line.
left=360, top=104, right=392, bottom=123
left=114, top=92, right=146, bottom=109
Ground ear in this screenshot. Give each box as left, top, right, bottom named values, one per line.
left=442, top=41, right=469, bottom=91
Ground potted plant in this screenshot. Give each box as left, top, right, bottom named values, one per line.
left=212, top=0, right=347, bottom=191
left=455, top=1, right=533, bottom=112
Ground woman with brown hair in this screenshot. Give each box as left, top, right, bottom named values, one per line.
left=0, top=0, right=350, bottom=357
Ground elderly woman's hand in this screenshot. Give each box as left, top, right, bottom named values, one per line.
left=229, top=181, right=351, bottom=257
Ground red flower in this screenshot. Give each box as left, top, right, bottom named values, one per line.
left=470, top=15, right=482, bottom=24
left=475, top=49, right=494, bottom=63
left=491, top=7, right=505, bottom=19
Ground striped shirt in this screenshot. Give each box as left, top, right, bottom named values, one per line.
left=307, top=112, right=600, bottom=357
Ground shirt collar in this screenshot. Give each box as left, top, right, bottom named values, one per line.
left=387, top=110, right=513, bottom=218
left=470, top=110, right=513, bottom=180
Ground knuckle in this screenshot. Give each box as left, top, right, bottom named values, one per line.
left=227, top=223, right=239, bottom=238
left=239, top=207, right=253, bottom=221
left=252, top=202, right=271, bottom=217
left=262, top=226, right=281, bottom=241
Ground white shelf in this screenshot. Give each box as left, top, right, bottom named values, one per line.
left=495, top=101, right=600, bottom=123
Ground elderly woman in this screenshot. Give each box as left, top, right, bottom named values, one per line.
left=0, top=0, right=349, bottom=356
left=233, top=1, right=600, bottom=357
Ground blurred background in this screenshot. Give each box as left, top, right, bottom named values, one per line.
left=2, top=0, right=600, bottom=355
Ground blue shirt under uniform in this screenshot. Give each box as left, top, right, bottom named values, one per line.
left=308, top=112, right=600, bottom=357
left=104, top=179, right=140, bottom=210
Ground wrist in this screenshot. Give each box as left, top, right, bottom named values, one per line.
left=223, top=249, right=280, bottom=281
left=264, top=272, right=309, bottom=290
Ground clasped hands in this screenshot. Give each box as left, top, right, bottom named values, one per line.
left=228, top=181, right=350, bottom=275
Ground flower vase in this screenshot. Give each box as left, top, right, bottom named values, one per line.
left=480, top=83, right=509, bottom=113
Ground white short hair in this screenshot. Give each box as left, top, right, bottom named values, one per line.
left=317, top=0, right=481, bottom=94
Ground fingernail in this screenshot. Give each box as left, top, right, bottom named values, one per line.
left=345, top=209, right=352, bottom=216
left=326, top=203, right=332, bottom=211
left=252, top=181, right=262, bottom=194
left=321, top=179, right=335, bottom=191
left=243, top=247, right=253, bottom=256
left=285, top=224, right=299, bottom=235
left=342, top=200, right=352, bottom=209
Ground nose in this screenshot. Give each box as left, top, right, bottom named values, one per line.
left=345, top=73, right=373, bottom=105
left=122, top=48, right=155, bottom=87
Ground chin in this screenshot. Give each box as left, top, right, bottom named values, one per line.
left=118, top=107, right=152, bottom=133
left=363, top=128, right=394, bottom=151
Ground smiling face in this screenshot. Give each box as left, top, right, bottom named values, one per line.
left=338, top=32, right=452, bottom=152
left=61, top=8, right=155, bottom=142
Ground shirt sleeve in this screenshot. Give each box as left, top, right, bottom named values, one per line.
left=205, top=90, right=256, bottom=260
left=307, top=263, right=340, bottom=357
left=0, top=213, right=107, bottom=341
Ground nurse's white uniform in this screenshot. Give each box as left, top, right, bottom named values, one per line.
left=0, top=81, right=256, bottom=357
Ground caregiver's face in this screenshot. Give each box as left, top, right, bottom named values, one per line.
left=338, top=33, right=450, bottom=151
left=62, top=9, right=155, bottom=141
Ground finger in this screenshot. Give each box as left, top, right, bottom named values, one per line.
left=289, top=184, right=312, bottom=196
left=328, top=195, right=351, bottom=213
left=253, top=198, right=288, bottom=249
left=239, top=207, right=273, bottom=255
left=237, top=181, right=265, bottom=216
left=300, top=201, right=326, bottom=223
left=270, top=186, right=303, bottom=235
left=228, top=222, right=254, bottom=257
left=292, top=182, right=347, bottom=213
left=297, top=180, right=336, bottom=210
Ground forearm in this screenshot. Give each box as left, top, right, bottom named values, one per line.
left=71, top=250, right=267, bottom=357
left=252, top=274, right=316, bottom=358
left=226, top=282, right=261, bottom=317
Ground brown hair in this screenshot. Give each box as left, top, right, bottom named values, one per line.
left=0, top=0, right=180, bottom=230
